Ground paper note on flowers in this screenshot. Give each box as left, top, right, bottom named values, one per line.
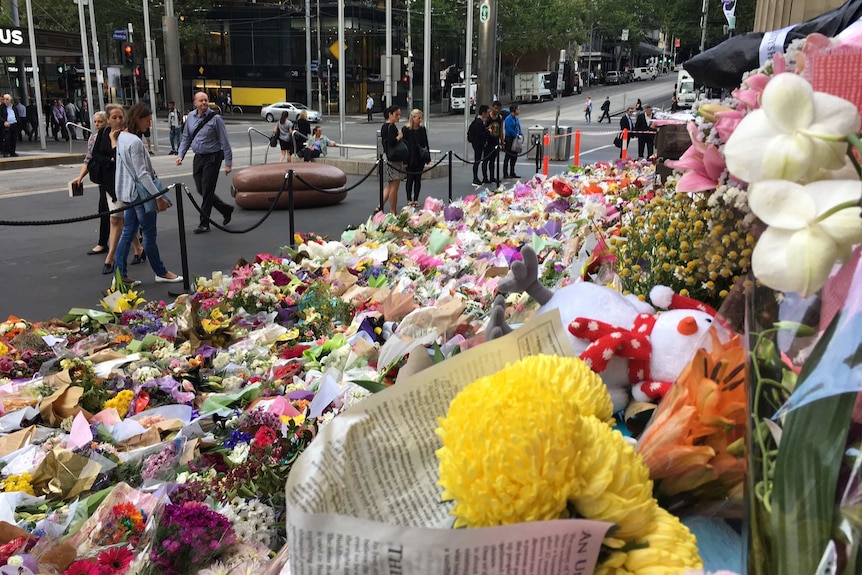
left=285, top=309, right=612, bottom=574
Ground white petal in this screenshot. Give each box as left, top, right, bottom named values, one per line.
left=748, top=180, right=815, bottom=229
left=808, top=138, right=854, bottom=175
left=810, top=91, right=862, bottom=138
left=761, top=133, right=814, bottom=181
left=808, top=180, right=862, bottom=246
left=752, top=227, right=838, bottom=297
left=761, top=74, right=814, bottom=133
left=724, top=111, right=777, bottom=182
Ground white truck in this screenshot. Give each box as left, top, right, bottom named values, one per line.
left=675, top=68, right=699, bottom=108
left=450, top=82, right=478, bottom=113
left=514, top=71, right=554, bottom=102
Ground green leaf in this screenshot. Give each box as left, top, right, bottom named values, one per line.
left=351, top=379, right=388, bottom=394
left=770, top=312, right=855, bottom=575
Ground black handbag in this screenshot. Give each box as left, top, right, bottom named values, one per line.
left=613, top=133, right=623, bottom=148
left=419, top=145, right=431, bottom=164
left=388, top=140, right=409, bottom=163
left=269, top=134, right=279, bottom=147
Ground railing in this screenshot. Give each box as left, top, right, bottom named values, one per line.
left=65, top=122, right=93, bottom=154
left=247, top=127, right=274, bottom=165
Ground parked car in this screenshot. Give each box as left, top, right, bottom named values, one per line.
left=367, top=73, right=383, bottom=82
left=605, top=71, right=621, bottom=85
left=260, top=102, right=321, bottom=123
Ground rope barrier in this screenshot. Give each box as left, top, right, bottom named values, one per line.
left=0, top=186, right=172, bottom=227
left=383, top=153, right=449, bottom=176
left=180, top=182, right=284, bottom=235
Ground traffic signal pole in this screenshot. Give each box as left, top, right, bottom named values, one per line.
left=75, top=0, right=96, bottom=128
left=142, top=0, right=159, bottom=151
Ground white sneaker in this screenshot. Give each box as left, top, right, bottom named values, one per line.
left=155, top=274, right=183, bottom=284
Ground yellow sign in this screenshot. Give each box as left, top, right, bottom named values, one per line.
left=198, top=66, right=204, bottom=75
left=329, top=41, right=346, bottom=59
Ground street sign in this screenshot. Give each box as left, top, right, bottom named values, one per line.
left=112, top=29, right=127, bottom=41
left=621, top=29, right=629, bottom=41
left=479, top=3, right=490, bottom=23
left=329, top=41, right=346, bottom=59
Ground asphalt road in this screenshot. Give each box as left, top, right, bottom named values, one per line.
left=0, top=75, right=677, bottom=321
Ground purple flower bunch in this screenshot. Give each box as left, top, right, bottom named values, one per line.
left=141, top=442, right=179, bottom=480
left=120, top=309, right=164, bottom=339
left=238, top=409, right=281, bottom=431
left=222, top=430, right=252, bottom=449
left=146, top=503, right=236, bottom=575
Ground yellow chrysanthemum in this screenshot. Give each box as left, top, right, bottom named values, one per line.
left=103, top=389, right=135, bottom=418
left=0, top=342, right=8, bottom=357
left=2, top=472, right=35, bottom=495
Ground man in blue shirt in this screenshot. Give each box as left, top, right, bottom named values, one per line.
left=176, top=92, right=234, bottom=234
left=1, top=94, right=20, bottom=158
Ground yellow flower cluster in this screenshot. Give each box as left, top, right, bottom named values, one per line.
left=610, top=192, right=755, bottom=310
left=436, top=355, right=701, bottom=575
left=2, top=472, right=35, bottom=495
left=103, top=389, right=135, bottom=418
left=0, top=342, right=8, bottom=357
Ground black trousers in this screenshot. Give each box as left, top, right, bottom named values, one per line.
left=97, top=185, right=111, bottom=247
left=405, top=163, right=422, bottom=201
left=2, top=125, right=17, bottom=156
left=638, top=136, right=655, bottom=158
left=192, top=151, right=232, bottom=228
left=599, top=109, right=611, bottom=123
left=482, top=143, right=499, bottom=182
left=503, top=135, right=517, bottom=177
left=472, top=142, right=486, bottom=181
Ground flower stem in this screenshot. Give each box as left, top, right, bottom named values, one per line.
left=847, top=133, right=862, bottom=178
left=815, top=199, right=860, bottom=223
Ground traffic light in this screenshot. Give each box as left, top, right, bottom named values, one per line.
left=123, top=43, right=134, bottom=66
left=134, top=66, right=145, bottom=97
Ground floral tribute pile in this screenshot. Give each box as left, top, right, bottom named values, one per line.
left=0, top=27, right=860, bottom=574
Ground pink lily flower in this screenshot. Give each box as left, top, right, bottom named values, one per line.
left=732, top=73, right=770, bottom=112
left=714, top=109, right=744, bottom=142
left=664, top=122, right=728, bottom=192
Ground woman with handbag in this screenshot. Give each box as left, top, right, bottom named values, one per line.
left=113, top=103, right=182, bottom=285
left=503, top=104, right=522, bottom=179
left=273, top=111, right=294, bottom=163
left=71, top=105, right=143, bottom=274
left=379, top=105, right=405, bottom=214
left=401, top=108, right=430, bottom=208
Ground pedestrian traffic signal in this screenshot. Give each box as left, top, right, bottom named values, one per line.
left=123, top=43, right=134, bottom=66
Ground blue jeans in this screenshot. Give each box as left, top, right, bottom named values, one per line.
left=116, top=202, right=169, bottom=279
left=169, top=126, right=181, bottom=152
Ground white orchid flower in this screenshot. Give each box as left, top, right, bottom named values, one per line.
left=749, top=179, right=862, bottom=297
left=725, top=73, right=861, bottom=184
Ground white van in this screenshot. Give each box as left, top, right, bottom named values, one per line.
left=676, top=68, right=698, bottom=108
left=450, top=83, right=478, bottom=113
left=632, top=67, right=657, bottom=81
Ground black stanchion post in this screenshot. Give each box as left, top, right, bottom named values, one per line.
left=169, top=183, right=192, bottom=297
left=536, top=138, right=542, bottom=174
left=378, top=155, right=385, bottom=211
left=288, top=170, right=296, bottom=249
left=496, top=145, right=501, bottom=186
left=448, top=150, right=453, bottom=203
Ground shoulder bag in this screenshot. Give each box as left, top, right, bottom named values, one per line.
left=386, top=125, right=409, bottom=163
left=117, top=147, right=169, bottom=214
left=269, top=133, right=279, bottom=147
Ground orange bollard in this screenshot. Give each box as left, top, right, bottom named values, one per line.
left=621, top=128, right=629, bottom=160
left=543, top=132, right=550, bottom=176
left=573, top=130, right=581, bottom=166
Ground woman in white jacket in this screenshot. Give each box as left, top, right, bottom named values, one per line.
left=113, top=103, right=182, bottom=285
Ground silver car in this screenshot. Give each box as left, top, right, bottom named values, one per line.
left=260, top=102, right=321, bottom=123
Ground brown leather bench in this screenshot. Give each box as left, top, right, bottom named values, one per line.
left=231, top=162, right=348, bottom=210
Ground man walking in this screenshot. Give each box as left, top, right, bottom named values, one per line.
left=65, top=99, right=79, bottom=140
left=366, top=94, right=374, bottom=122
left=167, top=101, right=182, bottom=155
left=635, top=105, right=656, bottom=158
left=598, top=97, right=611, bottom=123
left=618, top=107, right=634, bottom=158
left=176, top=92, right=234, bottom=234
left=1, top=94, right=21, bottom=157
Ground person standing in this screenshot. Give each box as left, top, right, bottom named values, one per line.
left=670, top=96, right=681, bottom=112
left=584, top=97, right=593, bottom=124
left=366, top=94, right=374, bottom=123
left=71, top=111, right=110, bottom=258
left=502, top=103, right=522, bottom=179
left=483, top=100, right=504, bottom=183
left=26, top=102, right=38, bottom=141
left=468, top=104, right=490, bottom=186
left=176, top=91, right=234, bottom=235
left=13, top=98, right=26, bottom=141
left=618, top=107, right=635, bottom=158
left=114, top=103, right=182, bottom=285
left=293, top=109, right=312, bottom=153
left=401, top=108, right=429, bottom=207
left=65, top=99, right=79, bottom=140
left=635, top=105, right=656, bottom=159
left=167, top=101, right=182, bottom=155
left=379, top=105, right=403, bottom=214
left=51, top=100, right=68, bottom=141
left=274, top=111, right=294, bottom=163
left=80, top=100, right=90, bottom=131
left=0, top=94, right=20, bottom=157
left=598, top=97, right=611, bottom=123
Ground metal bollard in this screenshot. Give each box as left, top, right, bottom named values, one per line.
left=542, top=133, right=550, bottom=176
left=621, top=128, right=629, bottom=160
left=573, top=130, right=581, bottom=166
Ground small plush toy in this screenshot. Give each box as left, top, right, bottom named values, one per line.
left=489, top=246, right=717, bottom=414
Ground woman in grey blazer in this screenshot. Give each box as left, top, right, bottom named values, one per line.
left=113, top=103, right=182, bottom=285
